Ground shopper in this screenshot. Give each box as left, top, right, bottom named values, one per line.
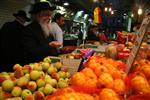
left=23, top=2, right=61, bottom=64
left=86, top=25, right=100, bottom=41
left=49, top=13, right=65, bottom=47
left=0, top=10, right=30, bottom=72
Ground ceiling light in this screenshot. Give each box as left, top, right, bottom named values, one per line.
left=104, top=7, right=108, bottom=12
left=109, top=7, right=112, bottom=12
left=63, top=2, right=69, bottom=6
left=131, top=13, right=134, bottom=17
left=111, top=11, right=114, bottom=15
left=138, top=8, right=143, bottom=15
left=93, top=0, right=98, bottom=2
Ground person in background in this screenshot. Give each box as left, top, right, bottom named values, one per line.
left=0, top=10, right=30, bottom=72
left=86, top=25, right=100, bottom=41
left=23, top=2, right=61, bottom=64
left=49, top=13, right=65, bottom=47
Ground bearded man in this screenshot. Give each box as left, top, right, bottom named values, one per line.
left=23, top=2, right=62, bottom=64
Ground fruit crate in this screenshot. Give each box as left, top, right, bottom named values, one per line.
left=59, top=50, right=95, bottom=75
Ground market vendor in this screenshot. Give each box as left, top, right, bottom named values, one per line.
left=23, top=2, right=61, bottom=64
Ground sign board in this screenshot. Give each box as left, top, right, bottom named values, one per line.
left=126, top=16, right=150, bottom=74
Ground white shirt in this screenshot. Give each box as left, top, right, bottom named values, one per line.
left=49, top=22, right=63, bottom=45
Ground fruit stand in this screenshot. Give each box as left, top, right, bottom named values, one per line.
left=0, top=16, right=150, bottom=100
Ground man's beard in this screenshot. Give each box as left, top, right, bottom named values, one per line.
left=40, top=22, right=51, bottom=38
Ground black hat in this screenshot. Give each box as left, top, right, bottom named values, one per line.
left=29, top=2, right=56, bottom=14
left=13, top=10, right=31, bottom=22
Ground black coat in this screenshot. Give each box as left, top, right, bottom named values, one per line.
left=23, top=21, right=58, bottom=64
left=0, top=20, right=25, bottom=72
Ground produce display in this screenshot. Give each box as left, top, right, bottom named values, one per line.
left=0, top=57, right=71, bottom=100
left=127, top=59, right=150, bottom=99
left=44, top=55, right=131, bottom=100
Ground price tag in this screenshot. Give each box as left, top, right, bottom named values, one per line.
left=126, top=16, right=150, bottom=74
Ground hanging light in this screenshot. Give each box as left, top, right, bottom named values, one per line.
left=111, top=11, right=114, bottom=15
left=138, top=8, right=143, bottom=15
left=109, top=7, right=112, bottom=12
left=104, top=7, right=108, bottom=12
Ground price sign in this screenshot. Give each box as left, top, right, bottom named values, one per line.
left=126, top=16, right=150, bottom=74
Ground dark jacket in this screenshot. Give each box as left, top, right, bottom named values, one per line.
left=0, top=20, right=25, bottom=72
left=23, top=21, right=58, bottom=64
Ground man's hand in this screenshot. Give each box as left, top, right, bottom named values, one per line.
left=49, top=41, right=62, bottom=48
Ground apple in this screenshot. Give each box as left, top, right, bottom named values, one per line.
left=41, top=62, right=50, bottom=71
left=17, top=76, right=29, bottom=88
left=36, top=78, right=46, bottom=88
left=43, top=84, right=53, bottom=95
left=43, top=56, right=51, bottom=63
left=47, top=65, right=57, bottom=75
left=57, top=78, right=68, bottom=88
left=2, top=91, right=12, bottom=99
left=14, top=67, right=24, bottom=79
left=65, top=72, right=71, bottom=78
left=24, top=73, right=30, bottom=80
left=61, top=66, right=68, bottom=72
left=34, top=91, right=45, bottom=100
left=27, top=81, right=37, bottom=92
left=44, top=74, right=51, bottom=80
left=22, top=65, right=32, bottom=74
left=30, top=70, right=40, bottom=81
left=21, top=89, right=32, bottom=99
left=46, top=78, right=57, bottom=87
left=6, top=97, right=22, bottom=100
left=53, top=62, right=62, bottom=70
left=51, top=72, right=59, bottom=80
left=13, top=64, right=22, bottom=71
left=2, top=79, right=14, bottom=92
left=0, top=75, right=6, bottom=85
left=38, top=87, right=44, bottom=92
left=57, top=71, right=66, bottom=79
left=11, top=86, right=22, bottom=97
left=25, top=95, right=34, bottom=100
left=30, top=63, right=42, bottom=71
left=39, top=71, right=45, bottom=78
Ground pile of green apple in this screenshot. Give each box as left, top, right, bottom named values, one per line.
left=0, top=57, right=71, bottom=100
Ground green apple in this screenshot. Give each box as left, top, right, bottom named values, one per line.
left=47, top=65, right=57, bottom=75
left=6, top=97, right=22, bottom=100
left=39, top=71, right=45, bottom=78
left=11, top=86, right=22, bottom=97
left=27, top=81, right=37, bottom=92
left=17, top=76, right=29, bottom=88
left=65, top=72, right=71, bottom=78
left=41, top=62, right=50, bottom=71
left=2, top=79, right=14, bottom=92
left=44, top=74, right=51, bottom=80
left=43, top=57, right=51, bottom=63
left=36, top=78, right=46, bottom=88
left=38, top=87, right=44, bottom=92
left=34, top=91, right=45, bottom=100
left=57, top=71, right=66, bottom=79
left=53, top=62, right=62, bottom=70
left=57, top=78, right=68, bottom=88
left=21, top=89, right=32, bottom=99
left=24, top=73, right=30, bottom=80
left=43, top=84, right=53, bottom=95
left=46, top=78, right=57, bottom=87
left=30, top=63, right=42, bottom=71
left=30, top=70, right=40, bottom=80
